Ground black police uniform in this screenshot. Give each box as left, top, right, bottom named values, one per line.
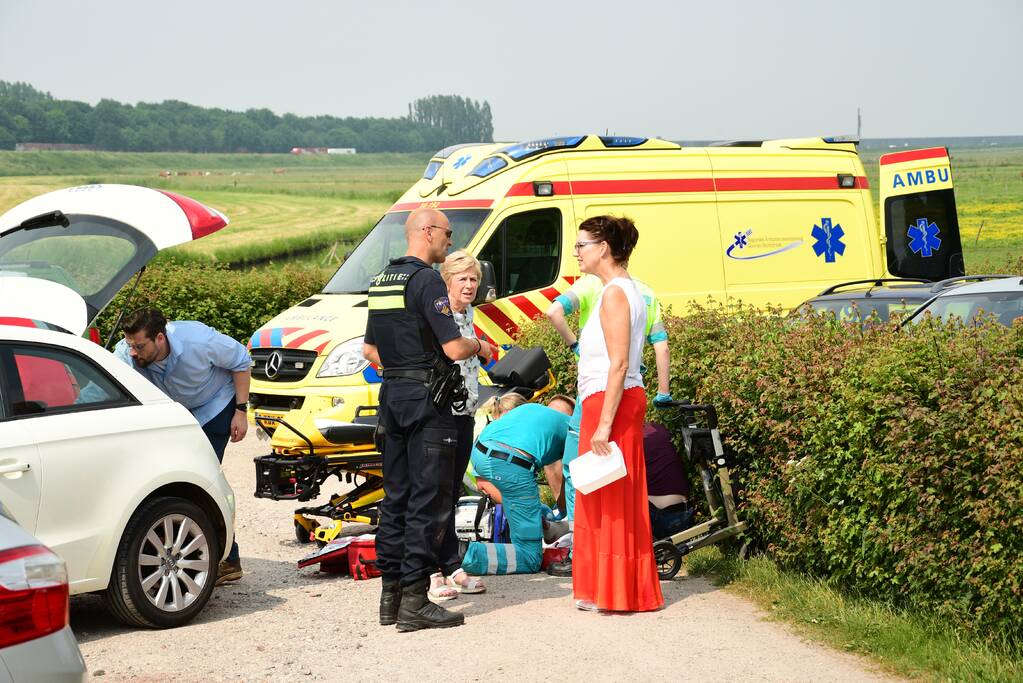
left=365, top=255, right=462, bottom=588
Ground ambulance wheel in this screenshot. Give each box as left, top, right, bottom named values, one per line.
left=654, top=540, right=683, bottom=581
left=295, top=520, right=316, bottom=544
left=106, top=496, right=219, bottom=628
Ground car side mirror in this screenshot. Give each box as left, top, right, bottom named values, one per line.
left=474, top=260, right=498, bottom=305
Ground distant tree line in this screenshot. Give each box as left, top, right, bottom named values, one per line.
left=0, top=82, right=494, bottom=153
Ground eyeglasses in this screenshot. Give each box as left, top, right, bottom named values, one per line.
left=426, top=225, right=453, bottom=239
left=126, top=339, right=153, bottom=352
left=573, top=239, right=602, bottom=252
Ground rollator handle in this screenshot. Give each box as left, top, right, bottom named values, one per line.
left=656, top=400, right=719, bottom=429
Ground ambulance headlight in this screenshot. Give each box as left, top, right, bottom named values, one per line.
left=317, top=337, right=369, bottom=377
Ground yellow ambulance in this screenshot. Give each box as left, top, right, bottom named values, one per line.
left=247, top=135, right=963, bottom=422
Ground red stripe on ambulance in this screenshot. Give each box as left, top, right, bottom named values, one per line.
left=505, top=176, right=867, bottom=198
left=714, top=176, right=867, bottom=191
left=287, top=329, right=329, bottom=349
left=509, top=295, right=544, bottom=321
left=879, top=148, right=948, bottom=166
left=477, top=303, right=519, bottom=337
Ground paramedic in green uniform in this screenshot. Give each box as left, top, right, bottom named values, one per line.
left=544, top=274, right=672, bottom=577
left=461, top=394, right=574, bottom=575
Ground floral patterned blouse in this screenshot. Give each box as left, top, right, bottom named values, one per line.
left=452, top=305, right=480, bottom=417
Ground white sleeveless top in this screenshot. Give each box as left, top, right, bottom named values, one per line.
left=577, top=276, right=647, bottom=402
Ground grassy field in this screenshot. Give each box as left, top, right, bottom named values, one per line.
left=0, top=151, right=426, bottom=269
left=0, top=146, right=1019, bottom=272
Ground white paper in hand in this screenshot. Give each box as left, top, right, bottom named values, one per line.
left=569, top=441, right=626, bottom=495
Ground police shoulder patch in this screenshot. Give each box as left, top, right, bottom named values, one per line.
left=433, top=296, right=452, bottom=316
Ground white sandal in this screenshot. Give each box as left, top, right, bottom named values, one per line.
left=428, top=572, right=458, bottom=602
left=447, top=568, right=486, bottom=594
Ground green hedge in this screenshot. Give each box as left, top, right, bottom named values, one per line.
left=95, top=262, right=325, bottom=344
left=517, top=306, right=1023, bottom=642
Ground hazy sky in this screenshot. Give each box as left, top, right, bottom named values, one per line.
left=1, top=0, right=1019, bottom=140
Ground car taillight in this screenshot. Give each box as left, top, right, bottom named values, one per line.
left=0, top=545, right=69, bottom=649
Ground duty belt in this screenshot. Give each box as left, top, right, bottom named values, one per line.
left=381, top=368, right=432, bottom=383
left=475, top=442, right=536, bottom=471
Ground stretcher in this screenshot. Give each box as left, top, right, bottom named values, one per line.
left=252, top=346, right=555, bottom=545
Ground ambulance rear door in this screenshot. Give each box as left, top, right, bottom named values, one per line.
left=879, top=147, right=964, bottom=281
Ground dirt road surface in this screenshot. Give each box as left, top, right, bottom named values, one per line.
left=71, top=431, right=894, bottom=682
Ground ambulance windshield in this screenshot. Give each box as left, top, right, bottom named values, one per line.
left=323, top=209, right=490, bottom=294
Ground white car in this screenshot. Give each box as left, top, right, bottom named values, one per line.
left=903, top=275, right=1023, bottom=327
left=0, top=185, right=236, bottom=628
left=0, top=501, right=87, bottom=682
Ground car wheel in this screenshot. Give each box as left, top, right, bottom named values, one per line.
left=106, top=496, right=220, bottom=628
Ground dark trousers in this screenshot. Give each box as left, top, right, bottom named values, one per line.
left=438, top=414, right=474, bottom=576
left=375, top=379, right=457, bottom=586
left=202, top=399, right=240, bottom=563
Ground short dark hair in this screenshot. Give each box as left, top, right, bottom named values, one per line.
left=122, top=308, right=167, bottom=340
left=578, top=215, right=639, bottom=265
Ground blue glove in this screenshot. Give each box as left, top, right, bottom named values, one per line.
left=569, top=341, right=580, bottom=357
left=653, top=392, right=673, bottom=407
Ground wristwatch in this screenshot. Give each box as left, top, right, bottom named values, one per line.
left=235, top=402, right=248, bottom=412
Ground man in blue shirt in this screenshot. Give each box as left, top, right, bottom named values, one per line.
left=462, top=395, right=573, bottom=575
left=115, top=307, right=250, bottom=585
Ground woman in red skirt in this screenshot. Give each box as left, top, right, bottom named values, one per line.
left=572, top=215, right=663, bottom=612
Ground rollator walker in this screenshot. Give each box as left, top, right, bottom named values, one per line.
left=252, top=346, right=556, bottom=545
left=652, top=401, right=750, bottom=579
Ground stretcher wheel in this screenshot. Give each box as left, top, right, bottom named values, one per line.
left=654, top=540, right=683, bottom=580
left=295, top=520, right=316, bottom=544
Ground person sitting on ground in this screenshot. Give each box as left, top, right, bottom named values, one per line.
left=460, top=393, right=574, bottom=575
left=643, top=422, right=694, bottom=539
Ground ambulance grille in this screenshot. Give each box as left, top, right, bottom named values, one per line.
left=250, top=348, right=318, bottom=382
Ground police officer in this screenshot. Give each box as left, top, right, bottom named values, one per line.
left=363, top=208, right=496, bottom=632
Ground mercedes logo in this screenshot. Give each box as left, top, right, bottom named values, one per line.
left=265, top=351, right=283, bottom=379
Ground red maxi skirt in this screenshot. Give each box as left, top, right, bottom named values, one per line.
left=573, top=387, right=664, bottom=612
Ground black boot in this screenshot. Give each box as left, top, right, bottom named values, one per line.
left=395, top=577, right=465, bottom=632
left=379, top=577, right=402, bottom=626
left=546, top=557, right=572, bottom=577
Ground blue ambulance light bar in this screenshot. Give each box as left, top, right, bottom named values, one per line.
left=599, top=136, right=647, bottom=147
left=822, top=135, right=860, bottom=144
left=422, top=161, right=442, bottom=180
left=433, top=143, right=477, bottom=160
left=469, top=156, right=508, bottom=178
left=499, top=136, right=586, bottom=161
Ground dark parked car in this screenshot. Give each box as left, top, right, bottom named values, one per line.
left=801, top=276, right=1011, bottom=325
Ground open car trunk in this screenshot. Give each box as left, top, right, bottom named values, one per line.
left=0, top=185, right=228, bottom=335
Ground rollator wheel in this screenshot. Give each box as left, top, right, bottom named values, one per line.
left=653, top=540, right=683, bottom=580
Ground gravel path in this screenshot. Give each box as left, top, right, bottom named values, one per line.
left=71, top=431, right=895, bottom=682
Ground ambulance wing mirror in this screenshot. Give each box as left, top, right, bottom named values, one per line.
left=474, top=260, right=498, bottom=305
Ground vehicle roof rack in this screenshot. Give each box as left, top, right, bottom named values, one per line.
left=817, top=278, right=930, bottom=297
left=928, top=274, right=1015, bottom=292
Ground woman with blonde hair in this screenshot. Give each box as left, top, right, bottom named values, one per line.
left=428, top=250, right=492, bottom=600
left=572, top=215, right=663, bottom=612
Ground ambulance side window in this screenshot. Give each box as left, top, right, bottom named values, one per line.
left=477, top=208, right=561, bottom=298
